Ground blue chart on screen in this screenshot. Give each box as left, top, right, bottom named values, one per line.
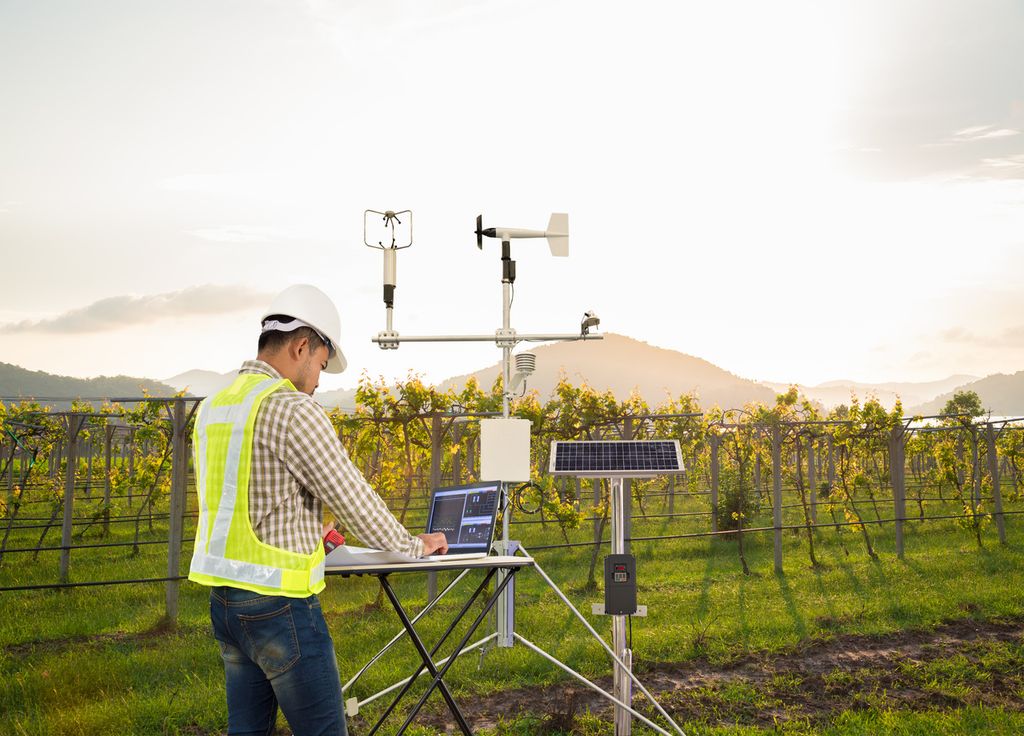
left=549, top=440, right=682, bottom=476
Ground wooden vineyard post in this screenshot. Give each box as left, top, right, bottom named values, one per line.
left=709, top=433, right=719, bottom=534
left=49, top=441, right=60, bottom=480
left=771, top=424, right=783, bottom=574
left=4, top=440, right=12, bottom=501
left=890, top=427, right=907, bottom=560
left=753, top=454, right=761, bottom=498
left=104, top=424, right=114, bottom=536
left=807, top=437, right=817, bottom=524
left=127, top=430, right=135, bottom=507
left=971, top=426, right=981, bottom=522
left=60, top=414, right=87, bottom=584
left=84, top=434, right=94, bottom=499
left=986, top=424, right=1007, bottom=545
left=165, top=400, right=196, bottom=626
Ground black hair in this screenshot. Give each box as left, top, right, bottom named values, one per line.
left=257, top=314, right=327, bottom=355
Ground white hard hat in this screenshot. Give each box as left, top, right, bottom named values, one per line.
left=261, top=285, right=347, bottom=373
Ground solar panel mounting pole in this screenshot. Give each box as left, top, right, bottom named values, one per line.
left=550, top=440, right=686, bottom=736
left=610, top=476, right=632, bottom=734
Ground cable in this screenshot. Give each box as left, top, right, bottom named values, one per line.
left=0, top=575, right=187, bottom=593
left=510, top=481, right=543, bottom=515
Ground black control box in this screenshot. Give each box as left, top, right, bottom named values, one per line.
left=603, top=554, right=637, bottom=615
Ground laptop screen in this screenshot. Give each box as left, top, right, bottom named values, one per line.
left=425, top=481, right=501, bottom=554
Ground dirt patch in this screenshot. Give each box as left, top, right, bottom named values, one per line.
left=409, top=616, right=1024, bottom=732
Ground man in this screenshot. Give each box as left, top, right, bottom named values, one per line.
left=189, top=284, right=448, bottom=736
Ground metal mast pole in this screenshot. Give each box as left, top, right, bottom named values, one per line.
left=496, top=239, right=516, bottom=647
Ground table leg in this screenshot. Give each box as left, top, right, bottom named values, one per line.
left=394, top=568, right=518, bottom=734
left=371, top=571, right=497, bottom=735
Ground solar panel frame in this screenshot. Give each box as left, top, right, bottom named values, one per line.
left=548, top=440, right=684, bottom=477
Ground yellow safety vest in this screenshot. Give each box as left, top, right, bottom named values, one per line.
left=188, top=373, right=326, bottom=597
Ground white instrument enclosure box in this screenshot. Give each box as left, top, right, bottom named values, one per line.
left=480, top=418, right=532, bottom=482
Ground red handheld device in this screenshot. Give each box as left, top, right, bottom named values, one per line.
left=323, top=529, right=345, bottom=553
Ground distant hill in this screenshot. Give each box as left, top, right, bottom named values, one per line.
left=0, top=362, right=178, bottom=406
left=314, top=387, right=358, bottom=410
left=910, top=371, right=1024, bottom=417
left=12, top=341, right=1008, bottom=417
left=163, top=368, right=358, bottom=409
left=439, top=333, right=777, bottom=410
left=163, top=369, right=234, bottom=398
left=761, top=375, right=977, bottom=411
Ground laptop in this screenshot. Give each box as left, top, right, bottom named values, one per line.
left=424, top=481, right=501, bottom=561
left=324, top=481, right=502, bottom=567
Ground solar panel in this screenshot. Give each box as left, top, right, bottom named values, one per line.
left=548, top=440, right=684, bottom=477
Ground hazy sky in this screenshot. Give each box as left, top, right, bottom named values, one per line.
left=2, top=0, right=1023, bottom=392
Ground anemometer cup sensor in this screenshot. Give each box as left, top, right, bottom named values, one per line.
left=364, top=210, right=412, bottom=251
left=365, top=209, right=412, bottom=347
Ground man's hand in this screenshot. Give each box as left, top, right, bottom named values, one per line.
left=418, top=532, right=449, bottom=556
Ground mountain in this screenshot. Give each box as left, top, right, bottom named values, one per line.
left=0, top=362, right=178, bottom=406
left=10, top=340, right=1006, bottom=416
left=315, top=387, right=358, bottom=410
left=162, top=369, right=235, bottom=398
left=909, top=371, right=1024, bottom=417
left=163, top=368, right=358, bottom=409
left=760, top=375, right=977, bottom=411
left=438, top=333, right=777, bottom=410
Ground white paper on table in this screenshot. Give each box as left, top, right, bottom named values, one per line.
left=324, top=544, right=422, bottom=567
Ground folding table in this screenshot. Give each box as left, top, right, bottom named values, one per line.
left=327, top=555, right=534, bottom=735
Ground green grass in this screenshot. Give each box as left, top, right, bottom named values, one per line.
left=1, top=486, right=1023, bottom=734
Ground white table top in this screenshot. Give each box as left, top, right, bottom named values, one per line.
left=325, top=554, right=534, bottom=576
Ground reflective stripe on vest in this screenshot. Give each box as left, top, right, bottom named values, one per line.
left=188, top=373, right=326, bottom=598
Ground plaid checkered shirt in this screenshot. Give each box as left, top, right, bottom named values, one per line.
left=236, top=359, right=423, bottom=558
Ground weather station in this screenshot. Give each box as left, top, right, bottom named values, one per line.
left=344, top=209, right=685, bottom=736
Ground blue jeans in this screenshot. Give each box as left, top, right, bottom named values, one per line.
left=210, top=587, right=348, bottom=736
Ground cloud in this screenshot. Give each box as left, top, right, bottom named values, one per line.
left=0, top=285, right=271, bottom=334
left=982, top=154, right=1024, bottom=170
left=952, top=125, right=1020, bottom=141
left=926, top=125, right=1021, bottom=147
